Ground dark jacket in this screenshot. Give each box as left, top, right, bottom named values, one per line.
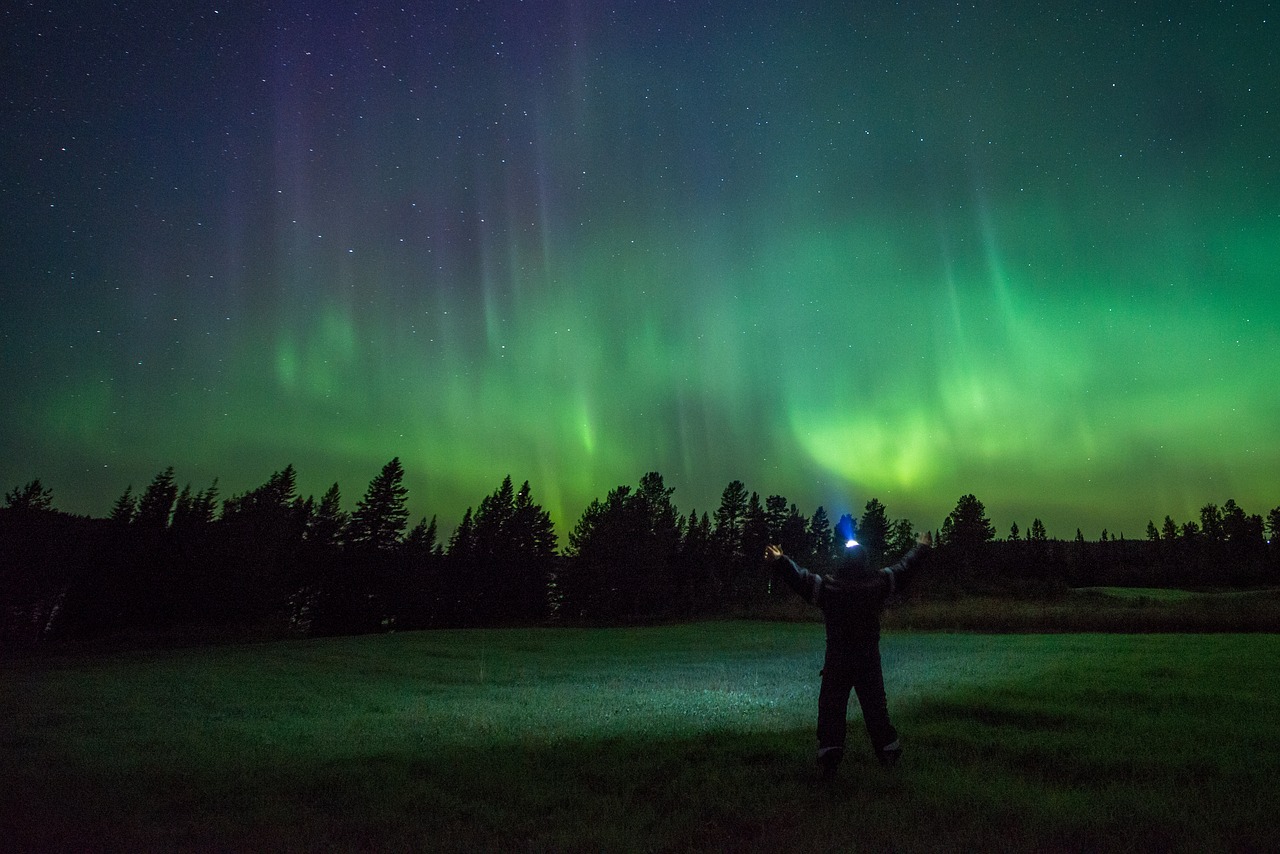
left=776, top=545, right=929, bottom=647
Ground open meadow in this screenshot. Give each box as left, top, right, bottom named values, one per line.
left=3, top=622, right=1278, bottom=852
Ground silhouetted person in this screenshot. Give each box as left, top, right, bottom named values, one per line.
left=763, top=515, right=931, bottom=777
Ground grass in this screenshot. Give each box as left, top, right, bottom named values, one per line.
left=3, top=622, right=1278, bottom=852
left=1071, top=587, right=1203, bottom=602
left=881, top=586, right=1280, bottom=633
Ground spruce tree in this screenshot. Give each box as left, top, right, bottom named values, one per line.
left=940, top=493, right=995, bottom=580
left=859, top=498, right=891, bottom=565
left=473, top=475, right=517, bottom=565
left=632, top=471, right=682, bottom=615
left=172, top=480, right=218, bottom=531
left=887, top=517, right=917, bottom=564
left=448, top=507, right=477, bottom=562
left=680, top=509, right=718, bottom=612
left=941, top=494, right=995, bottom=549
left=349, top=458, right=409, bottom=552
left=510, top=480, right=556, bottom=619
left=739, top=492, right=769, bottom=602
left=1199, top=503, right=1225, bottom=543
left=712, top=480, right=749, bottom=558
left=563, top=486, right=633, bottom=618
left=109, top=485, right=138, bottom=524
left=780, top=503, right=809, bottom=561
left=3, top=479, right=54, bottom=511
left=136, top=467, right=178, bottom=528
left=404, top=515, right=439, bottom=556
left=807, top=506, right=834, bottom=571
left=307, top=483, right=348, bottom=547
left=764, top=494, right=789, bottom=545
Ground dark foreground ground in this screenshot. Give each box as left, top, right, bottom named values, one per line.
left=3, top=622, right=1278, bottom=852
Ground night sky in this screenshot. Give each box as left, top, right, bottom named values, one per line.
left=3, top=2, right=1277, bottom=540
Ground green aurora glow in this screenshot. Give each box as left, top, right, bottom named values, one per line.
left=2, top=3, right=1277, bottom=538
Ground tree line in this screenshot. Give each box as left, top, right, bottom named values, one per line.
left=2, top=462, right=1277, bottom=646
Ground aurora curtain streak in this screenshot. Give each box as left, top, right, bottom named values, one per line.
left=2, top=1, right=1276, bottom=537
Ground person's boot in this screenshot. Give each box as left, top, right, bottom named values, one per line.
left=817, top=746, right=844, bottom=779
left=876, top=739, right=902, bottom=768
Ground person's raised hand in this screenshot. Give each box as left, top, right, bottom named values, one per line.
left=763, top=544, right=784, bottom=562
left=917, top=530, right=933, bottom=548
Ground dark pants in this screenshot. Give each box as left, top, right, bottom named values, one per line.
left=818, top=640, right=897, bottom=755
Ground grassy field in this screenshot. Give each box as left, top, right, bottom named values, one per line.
left=3, top=623, right=1278, bottom=852
left=883, top=586, right=1280, bottom=633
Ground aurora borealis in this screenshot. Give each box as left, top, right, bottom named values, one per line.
left=2, top=2, right=1277, bottom=539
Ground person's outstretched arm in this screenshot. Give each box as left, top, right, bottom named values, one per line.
left=763, top=544, right=822, bottom=604
left=881, top=530, right=933, bottom=595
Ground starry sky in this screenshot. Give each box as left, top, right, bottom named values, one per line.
left=2, top=1, right=1277, bottom=541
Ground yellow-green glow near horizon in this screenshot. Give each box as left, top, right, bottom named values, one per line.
left=2, top=3, right=1277, bottom=539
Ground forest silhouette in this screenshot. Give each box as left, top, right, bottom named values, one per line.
left=2, top=462, right=1277, bottom=646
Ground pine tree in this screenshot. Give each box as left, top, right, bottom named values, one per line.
left=859, top=498, right=891, bottom=565
left=514, top=481, right=556, bottom=559
left=307, top=483, right=348, bottom=547
left=636, top=472, right=680, bottom=546
left=195, top=481, right=219, bottom=523
left=448, top=507, right=477, bottom=562
left=738, top=492, right=769, bottom=602
left=172, top=480, right=218, bottom=532
left=172, top=484, right=195, bottom=529
left=109, top=485, right=138, bottom=524
left=509, top=480, right=557, bottom=620
left=680, top=509, right=718, bottom=612
left=395, top=513, right=440, bottom=625
left=208, top=467, right=310, bottom=624
left=941, top=494, right=995, bottom=548
left=349, top=458, right=409, bottom=551
left=631, top=471, right=682, bottom=614
left=1199, top=503, right=1225, bottom=543
left=713, top=480, right=749, bottom=558
left=780, top=503, right=809, bottom=563
left=711, top=480, right=750, bottom=600
left=223, top=465, right=297, bottom=519
left=940, top=494, right=995, bottom=579
left=562, top=486, right=633, bottom=618
left=136, top=467, right=178, bottom=528
left=764, top=494, right=789, bottom=544
left=559, top=475, right=678, bottom=619
left=807, top=506, right=834, bottom=571
left=473, top=475, right=517, bottom=566
left=404, top=516, right=439, bottom=556
left=460, top=475, right=556, bottom=621
left=887, top=517, right=917, bottom=564
left=3, top=479, right=54, bottom=511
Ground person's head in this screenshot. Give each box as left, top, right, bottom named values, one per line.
left=831, top=513, right=876, bottom=582
left=832, top=537, right=872, bottom=581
